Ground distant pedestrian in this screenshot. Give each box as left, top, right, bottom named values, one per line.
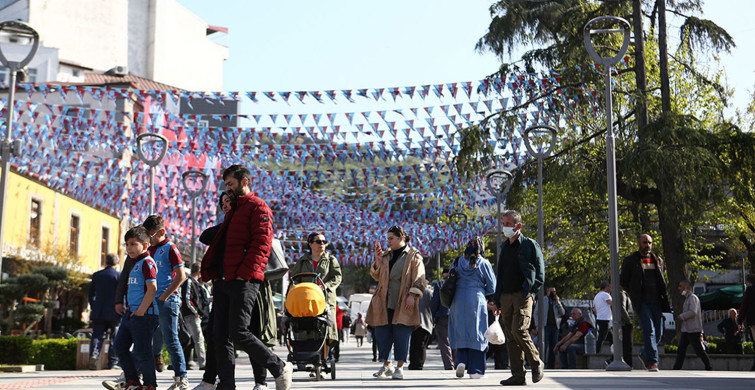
left=354, top=313, right=367, bottom=347
left=620, top=234, right=671, bottom=372
left=88, top=253, right=121, bottom=370
left=366, top=225, right=427, bottom=380
left=180, top=266, right=206, bottom=370
left=408, top=285, right=434, bottom=370
left=492, top=210, right=545, bottom=386
left=673, top=280, right=712, bottom=370
left=449, top=237, right=496, bottom=379
left=717, top=308, right=742, bottom=354
left=737, top=274, right=755, bottom=370
left=342, top=309, right=352, bottom=344
left=619, top=288, right=634, bottom=367
left=593, top=281, right=613, bottom=353
left=540, top=287, right=564, bottom=369
left=486, top=301, right=508, bottom=370
left=431, top=268, right=454, bottom=370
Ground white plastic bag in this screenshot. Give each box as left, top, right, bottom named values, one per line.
left=484, top=315, right=506, bottom=345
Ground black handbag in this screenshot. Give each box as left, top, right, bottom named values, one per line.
left=439, top=259, right=459, bottom=308
left=264, top=238, right=289, bottom=280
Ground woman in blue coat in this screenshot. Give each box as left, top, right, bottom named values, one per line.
left=449, top=237, right=497, bottom=379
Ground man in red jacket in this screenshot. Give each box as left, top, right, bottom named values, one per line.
left=200, top=165, right=293, bottom=390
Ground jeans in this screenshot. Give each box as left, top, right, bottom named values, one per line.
left=543, top=324, right=559, bottom=369
left=558, top=343, right=584, bottom=369
left=213, top=279, right=284, bottom=390
left=115, top=313, right=159, bottom=386
left=374, top=309, right=413, bottom=363
left=152, top=296, right=187, bottom=377
left=90, top=319, right=119, bottom=368
left=637, top=302, right=663, bottom=366
left=184, top=314, right=206, bottom=367
left=673, top=331, right=711, bottom=370
left=456, top=347, right=486, bottom=375
left=596, top=319, right=612, bottom=353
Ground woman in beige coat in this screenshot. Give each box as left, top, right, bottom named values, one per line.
left=365, top=226, right=426, bottom=380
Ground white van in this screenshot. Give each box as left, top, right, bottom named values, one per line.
left=348, top=293, right=373, bottom=322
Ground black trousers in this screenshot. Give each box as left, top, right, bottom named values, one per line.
left=673, top=331, right=712, bottom=370
left=622, top=324, right=633, bottom=367
left=408, top=327, right=431, bottom=369
left=486, top=342, right=509, bottom=369
left=596, top=319, right=612, bottom=353
left=213, top=279, right=284, bottom=390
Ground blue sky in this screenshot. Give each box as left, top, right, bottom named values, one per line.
left=177, top=0, right=755, bottom=116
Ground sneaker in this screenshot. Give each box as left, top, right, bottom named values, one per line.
left=142, top=386, right=157, bottom=390
left=455, top=363, right=465, bottom=378
left=648, top=364, right=659, bottom=372
left=167, top=377, right=189, bottom=390
left=101, top=380, right=125, bottom=390
left=124, top=379, right=143, bottom=390
left=190, top=383, right=216, bottom=390
left=372, top=364, right=394, bottom=378
left=469, top=373, right=488, bottom=379
left=637, top=354, right=648, bottom=370
left=274, top=362, right=293, bottom=390
left=391, top=366, right=403, bottom=379
left=89, top=357, right=99, bottom=370
left=155, top=355, right=165, bottom=373
left=252, top=384, right=269, bottom=390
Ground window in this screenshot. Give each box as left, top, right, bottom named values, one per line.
left=69, top=214, right=80, bottom=256
left=101, top=227, right=110, bottom=267
left=29, top=199, right=41, bottom=246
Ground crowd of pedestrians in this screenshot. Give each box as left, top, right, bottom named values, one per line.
left=85, top=163, right=755, bottom=390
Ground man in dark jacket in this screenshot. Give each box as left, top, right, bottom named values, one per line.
left=200, top=165, right=293, bottom=390
left=431, top=268, right=454, bottom=370
left=738, top=274, right=755, bottom=370
left=88, top=253, right=121, bottom=370
left=180, top=267, right=206, bottom=369
left=492, top=210, right=545, bottom=386
left=620, top=234, right=671, bottom=372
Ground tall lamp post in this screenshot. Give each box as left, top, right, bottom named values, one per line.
left=430, top=238, right=445, bottom=282
left=584, top=15, right=632, bottom=371
left=486, top=170, right=513, bottom=274
left=523, top=124, right=558, bottom=359
left=136, top=133, right=168, bottom=215
left=181, top=170, right=208, bottom=266
left=0, top=21, right=39, bottom=281
left=448, top=213, right=467, bottom=259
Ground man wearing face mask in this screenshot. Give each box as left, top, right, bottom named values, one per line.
left=620, top=234, right=671, bottom=372
left=673, top=280, right=713, bottom=370
left=491, top=210, right=545, bottom=386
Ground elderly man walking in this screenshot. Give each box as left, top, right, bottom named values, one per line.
left=673, top=280, right=712, bottom=370
left=492, top=210, right=545, bottom=386
left=620, top=234, right=671, bottom=372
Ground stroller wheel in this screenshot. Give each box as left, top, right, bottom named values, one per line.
left=330, top=360, right=336, bottom=380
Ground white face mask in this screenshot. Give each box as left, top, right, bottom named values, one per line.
left=681, top=290, right=688, bottom=296
left=503, top=226, right=518, bottom=238
left=567, top=319, right=575, bottom=327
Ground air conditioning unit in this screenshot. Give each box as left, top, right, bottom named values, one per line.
left=106, top=66, right=128, bottom=76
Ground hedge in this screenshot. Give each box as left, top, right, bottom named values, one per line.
left=0, top=335, right=33, bottom=364
left=0, top=336, right=77, bottom=369
left=29, top=338, right=77, bottom=370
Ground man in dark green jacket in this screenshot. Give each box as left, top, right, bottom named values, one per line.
left=492, top=210, right=545, bottom=386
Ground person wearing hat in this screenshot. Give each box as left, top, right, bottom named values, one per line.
left=448, top=237, right=496, bottom=379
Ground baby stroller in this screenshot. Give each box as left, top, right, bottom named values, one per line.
left=282, top=272, right=336, bottom=380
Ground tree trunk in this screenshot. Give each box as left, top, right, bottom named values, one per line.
left=633, top=0, right=649, bottom=129
left=657, top=0, right=672, bottom=112
left=657, top=202, right=688, bottom=337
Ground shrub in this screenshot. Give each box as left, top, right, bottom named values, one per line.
left=744, top=341, right=754, bottom=355
left=29, top=338, right=77, bottom=370
left=665, top=344, right=678, bottom=353
left=0, top=335, right=33, bottom=364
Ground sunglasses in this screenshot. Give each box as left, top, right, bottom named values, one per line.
left=312, top=239, right=328, bottom=245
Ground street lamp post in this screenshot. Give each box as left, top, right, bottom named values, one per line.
left=584, top=15, right=632, bottom=371
left=181, top=170, right=208, bottom=266
left=486, top=170, right=513, bottom=273
left=0, top=21, right=39, bottom=281
left=431, top=237, right=445, bottom=282
left=136, top=133, right=168, bottom=215
left=523, top=124, right=558, bottom=360
left=448, top=213, right=467, bottom=259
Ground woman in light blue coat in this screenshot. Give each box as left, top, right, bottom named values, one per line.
left=449, top=237, right=496, bottom=379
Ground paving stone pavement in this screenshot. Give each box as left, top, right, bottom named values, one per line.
left=0, top=340, right=752, bottom=389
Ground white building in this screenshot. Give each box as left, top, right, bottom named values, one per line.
left=0, top=0, right=227, bottom=91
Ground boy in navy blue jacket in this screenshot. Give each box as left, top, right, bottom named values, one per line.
left=114, top=226, right=159, bottom=390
